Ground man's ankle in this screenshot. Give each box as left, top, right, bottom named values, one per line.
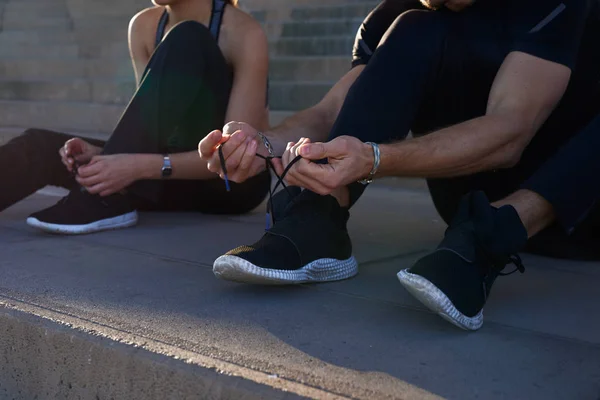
left=492, top=189, right=555, bottom=238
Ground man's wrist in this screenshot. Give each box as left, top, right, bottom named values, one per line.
left=358, top=141, right=381, bottom=184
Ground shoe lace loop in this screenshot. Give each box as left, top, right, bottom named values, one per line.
left=498, top=254, right=526, bottom=276
left=218, top=145, right=303, bottom=230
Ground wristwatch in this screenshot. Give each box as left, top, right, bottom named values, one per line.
left=161, top=154, right=173, bottom=178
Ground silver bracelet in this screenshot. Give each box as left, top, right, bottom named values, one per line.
left=358, top=142, right=380, bottom=185
left=257, top=132, right=275, bottom=157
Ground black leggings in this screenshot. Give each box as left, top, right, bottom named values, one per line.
left=326, top=10, right=600, bottom=257
left=0, top=21, right=270, bottom=214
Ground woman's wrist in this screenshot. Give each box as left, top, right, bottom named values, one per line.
left=133, top=154, right=163, bottom=180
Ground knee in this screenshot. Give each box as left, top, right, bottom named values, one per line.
left=22, top=128, right=50, bottom=143
left=379, top=10, right=447, bottom=53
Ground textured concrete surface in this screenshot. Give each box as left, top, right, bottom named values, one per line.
left=1, top=185, right=599, bottom=400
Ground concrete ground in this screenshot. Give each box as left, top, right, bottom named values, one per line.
left=0, top=183, right=599, bottom=399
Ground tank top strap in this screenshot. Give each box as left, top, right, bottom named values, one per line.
left=209, top=0, right=226, bottom=41
left=155, top=9, right=169, bottom=48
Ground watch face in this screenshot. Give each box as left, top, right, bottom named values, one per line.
left=162, top=167, right=172, bottom=177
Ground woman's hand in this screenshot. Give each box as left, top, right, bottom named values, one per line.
left=199, top=121, right=274, bottom=183
left=59, top=138, right=102, bottom=172
left=76, top=154, right=141, bottom=197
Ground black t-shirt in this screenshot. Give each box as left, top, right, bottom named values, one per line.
left=352, top=0, right=600, bottom=90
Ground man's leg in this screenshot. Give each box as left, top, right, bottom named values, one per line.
left=399, top=113, right=600, bottom=331
left=213, top=10, right=469, bottom=285
left=0, top=128, right=104, bottom=212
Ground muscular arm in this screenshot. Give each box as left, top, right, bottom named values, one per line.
left=377, top=52, right=572, bottom=178
left=265, top=66, right=364, bottom=154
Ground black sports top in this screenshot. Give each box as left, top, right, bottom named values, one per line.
left=155, top=0, right=226, bottom=47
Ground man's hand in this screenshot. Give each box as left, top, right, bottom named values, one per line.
left=279, top=136, right=374, bottom=195
left=199, top=121, right=270, bottom=183
left=59, top=138, right=102, bottom=172
left=76, top=154, right=140, bottom=197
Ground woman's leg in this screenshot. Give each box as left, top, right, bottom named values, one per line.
left=102, top=21, right=238, bottom=205
left=0, top=128, right=105, bottom=212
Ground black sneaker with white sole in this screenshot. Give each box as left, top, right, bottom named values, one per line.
left=214, top=189, right=358, bottom=285
left=397, top=191, right=527, bottom=331
left=27, top=187, right=138, bottom=235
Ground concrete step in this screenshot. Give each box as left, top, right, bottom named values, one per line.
left=0, top=42, right=130, bottom=60
left=0, top=56, right=344, bottom=82
left=0, top=30, right=76, bottom=46
left=269, top=81, right=333, bottom=110
left=0, top=78, right=332, bottom=111
left=0, top=99, right=123, bottom=133
left=0, top=98, right=293, bottom=133
left=0, top=44, right=80, bottom=59
left=0, top=79, right=135, bottom=104
left=264, top=18, right=363, bottom=38
left=1, top=15, right=72, bottom=29
left=270, top=36, right=354, bottom=57
left=0, top=60, right=133, bottom=80
left=0, top=28, right=129, bottom=47
left=270, top=56, right=350, bottom=81
left=288, top=2, right=377, bottom=20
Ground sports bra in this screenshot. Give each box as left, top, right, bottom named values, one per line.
left=155, top=0, right=226, bottom=47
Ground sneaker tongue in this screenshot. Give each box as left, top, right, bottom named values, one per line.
left=282, top=190, right=348, bottom=225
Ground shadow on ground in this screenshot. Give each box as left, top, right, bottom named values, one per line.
left=0, top=187, right=599, bottom=399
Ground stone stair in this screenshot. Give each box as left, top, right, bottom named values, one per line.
left=0, top=0, right=378, bottom=136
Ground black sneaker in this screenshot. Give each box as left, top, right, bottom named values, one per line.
left=213, top=189, right=358, bottom=285
left=27, top=187, right=138, bottom=235
left=397, top=191, right=527, bottom=331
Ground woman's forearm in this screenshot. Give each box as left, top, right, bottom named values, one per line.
left=134, top=151, right=216, bottom=180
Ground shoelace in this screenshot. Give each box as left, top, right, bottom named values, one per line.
left=498, top=254, right=525, bottom=276
left=218, top=145, right=303, bottom=230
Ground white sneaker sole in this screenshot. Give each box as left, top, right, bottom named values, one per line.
left=213, top=254, right=359, bottom=285
left=397, top=269, right=483, bottom=331
left=26, top=211, right=138, bottom=235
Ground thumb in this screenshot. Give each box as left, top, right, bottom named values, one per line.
left=298, top=141, right=341, bottom=160
left=199, top=130, right=225, bottom=155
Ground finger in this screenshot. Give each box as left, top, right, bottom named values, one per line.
left=290, top=137, right=311, bottom=160
left=63, top=157, right=74, bottom=172
left=223, top=121, right=242, bottom=136
left=224, top=139, right=249, bottom=177
left=207, top=153, right=222, bottom=173
left=298, top=139, right=344, bottom=161
left=85, top=182, right=109, bottom=195
left=65, top=138, right=83, bottom=156
left=199, top=130, right=224, bottom=157
left=220, top=130, right=248, bottom=160
left=231, top=139, right=257, bottom=182
left=285, top=161, right=332, bottom=194
left=270, top=158, right=284, bottom=177
left=295, top=160, right=340, bottom=190
left=77, top=162, right=103, bottom=178
left=99, top=188, right=117, bottom=197
left=76, top=174, right=104, bottom=188
left=282, top=141, right=296, bottom=168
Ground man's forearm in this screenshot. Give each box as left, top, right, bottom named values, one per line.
left=378, top=114, right=527, bottom=178
left=264, top=105, right=335, bottom=155
left=135, top=151, right=215, bottom=180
